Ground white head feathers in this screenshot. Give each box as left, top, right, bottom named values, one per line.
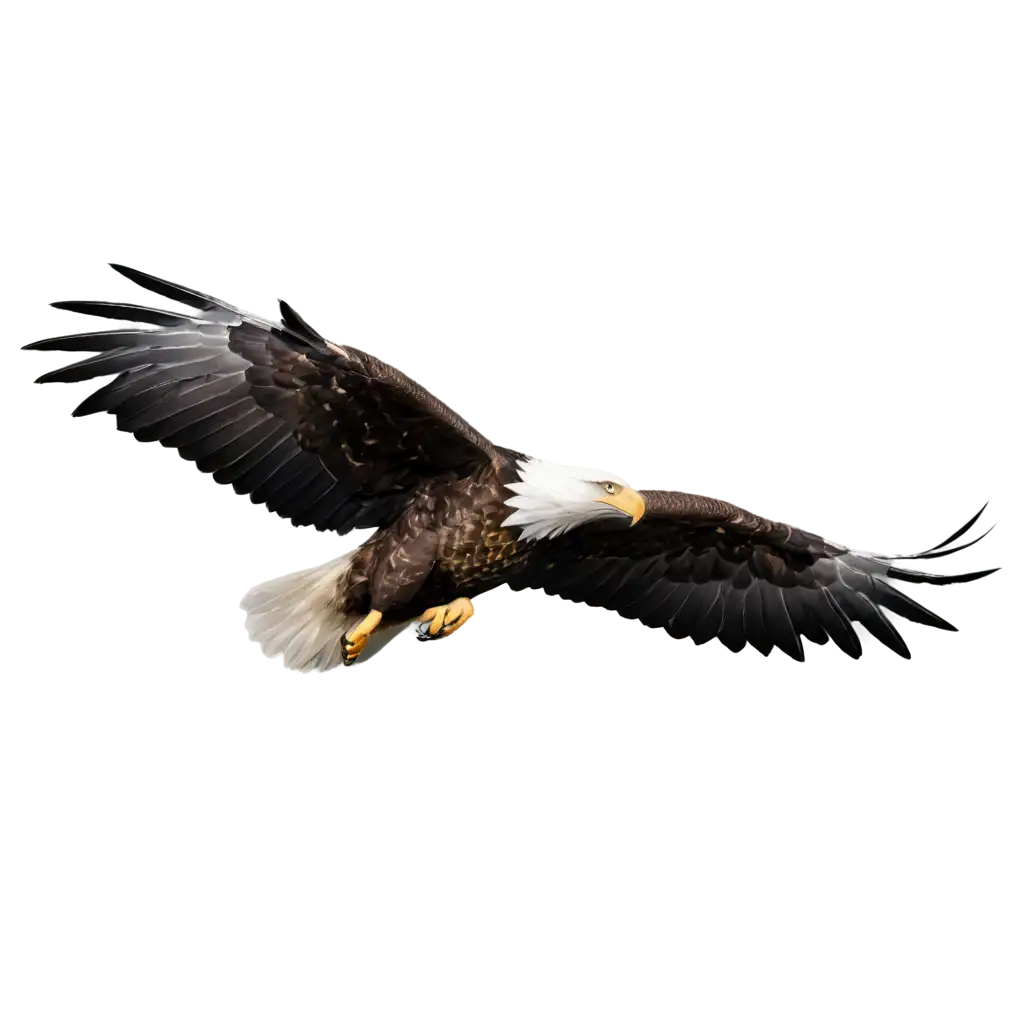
left=503, top=459, right=633, bottom=542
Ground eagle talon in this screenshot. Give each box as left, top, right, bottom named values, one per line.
left=339, top=638, right=360, bottom=671
left=340, top=610, right=383, bottom=665
left=340, top=634, right=366, bottom=665
left=417, top=598, right=474, bottom=641
left=413, top=614, right=458, bottom=638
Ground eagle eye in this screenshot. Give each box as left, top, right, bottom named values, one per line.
left=602, top=482, right=618, bottom=494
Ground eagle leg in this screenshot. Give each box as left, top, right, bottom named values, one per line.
left=416, top=598, right=475, bottom=642
left=341, top=610, right=383, bottom=665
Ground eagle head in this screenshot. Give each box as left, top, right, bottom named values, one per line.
left=502, top=459, right=646, bottom=542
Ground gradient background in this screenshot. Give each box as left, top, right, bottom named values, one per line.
left=6, top=9, right=1024, bottom=1024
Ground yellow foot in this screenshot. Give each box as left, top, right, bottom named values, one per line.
left=341, top=610, right=383, bottom=666
left=416, top=598, right=475, bottom=642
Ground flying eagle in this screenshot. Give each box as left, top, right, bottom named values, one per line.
left=26, top=266, right=997, bottom=670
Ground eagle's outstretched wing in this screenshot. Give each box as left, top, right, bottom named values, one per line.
left=509, top=491, right=997, bottom=660
left=26, top=265, right=499, bottom=533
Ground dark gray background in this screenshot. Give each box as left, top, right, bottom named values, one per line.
left=2, top=9, right=1024, bottom=1024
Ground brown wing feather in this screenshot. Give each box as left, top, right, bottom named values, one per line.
left=509, top=492, right=997, bottom=661
left=232, top=323, right=498, bottom=494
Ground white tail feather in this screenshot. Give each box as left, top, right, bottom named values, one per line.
left=232, top=548, right=364, bottom=675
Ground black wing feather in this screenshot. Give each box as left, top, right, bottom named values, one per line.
left=742, top=584, right=774, bottom=658
left=278, top=299, right=326, bottom=341
left=509, top=491, right=997, bottom=660
left=51, top=301, right=197, bottom=328
left=27, top=265, right=499, bottom=533
left=717, top=587, right=748, bottom=653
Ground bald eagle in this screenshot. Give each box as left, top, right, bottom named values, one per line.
left=27, top=266, right=997, bottom=670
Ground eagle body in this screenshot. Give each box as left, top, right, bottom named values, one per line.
left=340, top=457, right=529, bottom=625
left=27, top=266, right=998, bottom=670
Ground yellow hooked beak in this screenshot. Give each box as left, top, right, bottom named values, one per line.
left=597, top=486, right=646, bottom=525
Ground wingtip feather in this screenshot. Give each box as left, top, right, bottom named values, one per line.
left=104, top=258, right=150, bottom=290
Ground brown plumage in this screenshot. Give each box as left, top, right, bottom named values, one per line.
left=26, top=266, right=998, bottom=670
